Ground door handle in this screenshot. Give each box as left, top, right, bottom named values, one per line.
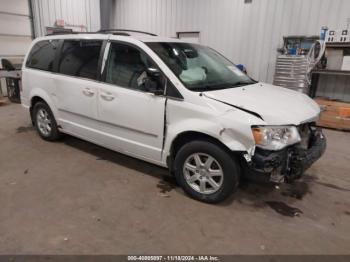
left=82, top=88, right=95, bottom=97
left=100, top=92, right=115, bottom=101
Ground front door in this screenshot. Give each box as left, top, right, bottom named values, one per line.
left=97, top=42, right=166, bottom=162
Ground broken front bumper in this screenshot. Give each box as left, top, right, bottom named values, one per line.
left=244, top=128, right=326, bottom=183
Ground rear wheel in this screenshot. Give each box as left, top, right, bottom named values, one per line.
left=174, top=140, right=240, bottom=203
left=33, top=102, right=61, bottom=141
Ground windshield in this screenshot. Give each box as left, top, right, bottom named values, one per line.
left=146, top=42, right=256, bottom=91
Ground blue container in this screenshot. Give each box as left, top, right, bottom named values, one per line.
left=320, top=26, right=328, bottom=41
left=288, top=48, right=297, bottom=55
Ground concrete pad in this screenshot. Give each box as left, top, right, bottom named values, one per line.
left=0, top=102, right=349, bottom=254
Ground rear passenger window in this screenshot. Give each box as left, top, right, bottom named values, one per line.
left=58, top=40, right=102, bottom=80
left=26, top=40, right=59, bottom=71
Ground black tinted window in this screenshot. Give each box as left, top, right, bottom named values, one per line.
left=58, top=40, right=102, bottom=80
left=26, top=40, right=59, bottom=71
left=105, top=43, right=155, bottom=90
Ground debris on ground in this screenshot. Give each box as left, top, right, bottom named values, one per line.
left=158, top=192, right=170, bottom=198
left=265, top=201, right=303, bottom=217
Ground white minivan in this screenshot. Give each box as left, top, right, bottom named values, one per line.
left=21, top=30, right=326, bottom=203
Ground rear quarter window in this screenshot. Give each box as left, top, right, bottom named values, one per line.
left=26, top=40, right=59, bottom=71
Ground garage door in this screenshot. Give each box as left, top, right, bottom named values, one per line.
left=0, top=0, right=33, bottom=95
left=0, top=0, right=33, bottom=62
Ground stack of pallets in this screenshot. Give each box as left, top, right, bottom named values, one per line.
left=315, top=98, right=350, bottom=131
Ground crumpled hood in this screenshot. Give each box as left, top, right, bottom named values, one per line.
left=203, top=83, right=320, bottom=125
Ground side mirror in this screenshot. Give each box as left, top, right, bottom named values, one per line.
left=146, top=67, right=161, bottom=78
left=144, top=67, right=163, bottom=95
left=144, top=77, right=164, bottom=95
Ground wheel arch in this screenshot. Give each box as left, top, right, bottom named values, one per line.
left=166, top=130, right=244, bottom=172
left=28, top=88, right=59, bottom=125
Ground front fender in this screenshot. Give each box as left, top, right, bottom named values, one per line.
left=162, top=117, right=252, bottom=164
left=162, top=95, right=269, bottom=165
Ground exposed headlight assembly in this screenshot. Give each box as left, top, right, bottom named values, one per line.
left=251, top=126, right=301, bottom=151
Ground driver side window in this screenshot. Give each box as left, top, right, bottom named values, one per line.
left=105, top=43, right=156, bottom=90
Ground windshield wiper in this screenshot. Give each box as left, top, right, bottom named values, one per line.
left=230, top=81, right=255, bottom=87
left=189, top=83, right=230, bottom=91
left=189, top=81, right=255, bottom=92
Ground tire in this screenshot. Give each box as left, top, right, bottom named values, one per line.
left=174, top=140, right=240, bottom=203
left=33, top=102, right=61, bottom=141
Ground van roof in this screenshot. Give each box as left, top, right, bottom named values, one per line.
left=38, top=30, right=186, bottom=44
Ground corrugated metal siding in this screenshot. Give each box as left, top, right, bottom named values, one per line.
left=0, top=0, right=32, bottom=57
left=112, top=0, right=350, bottom=83
left=32, top=0, right=100, bottom=37
left=0, top=0, right=33, bottom=96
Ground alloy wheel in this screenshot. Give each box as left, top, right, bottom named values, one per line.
left=183, top=153, right=224, bottom=194
left=36, top=108, right=52, bottom=136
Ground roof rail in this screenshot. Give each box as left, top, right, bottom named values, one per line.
left=45, top=31, right=97, bottom=36
left=97, top=29, right=157, bottom=36
left=45, top=28, right=157, bottom=37
left=112, top=32, right=130, bottom=36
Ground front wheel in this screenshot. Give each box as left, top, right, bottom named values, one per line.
left=174, top=140, right=240, bottom=203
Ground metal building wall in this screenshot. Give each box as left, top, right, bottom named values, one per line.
left=0, top=0, right=33, bottom=58
left=111, top=0, right=350, bottom=83
left=0, top=0, right=33, bottom=96
left=32, top=0, right=101, bottom=37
